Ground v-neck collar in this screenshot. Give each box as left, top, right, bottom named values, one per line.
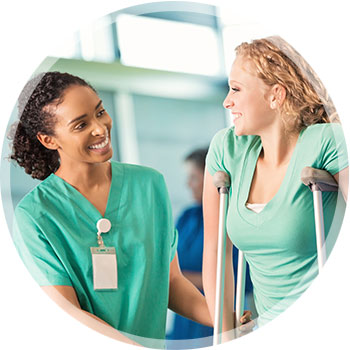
left=237, top=129, right=305, bottom=226
left=48, top=161, right=123, bottom=223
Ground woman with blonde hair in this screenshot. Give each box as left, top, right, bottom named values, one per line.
left=203, top=36, right=348, bottom=336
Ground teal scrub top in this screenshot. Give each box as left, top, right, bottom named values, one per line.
left=206, top=123, right=348, bottom=325
left=12, top=161, right=178, bottom=346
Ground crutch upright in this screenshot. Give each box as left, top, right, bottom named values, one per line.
left=301, top=166, right=339, bottom=270
left=212, top=171, right=247, bottom=345
left=212, top=171, right=230, bottom=345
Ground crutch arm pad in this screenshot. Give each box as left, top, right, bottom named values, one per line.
left=213, top=171, right=231, bottom=190
left=301, top=166, right=338, bottom=192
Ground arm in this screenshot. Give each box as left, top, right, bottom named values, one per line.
left=168, top=253, right=212, bottom=328
left=333, top=166, right=348, bottom=203
left=182, top=271, right=203, bottom=290
left=202, top=168, right=235, bottom=332
left=41, top=286, right=141, bottom=346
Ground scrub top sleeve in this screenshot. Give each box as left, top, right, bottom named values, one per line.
left=156, top=172, right=179, bottom=262
left=170, top=228, right=179, bottom=262
left=206, top=128, right=230, bottom=176
left=320, top=123, right=349, bottom=175
left=12, top=207, right=72, bottom=287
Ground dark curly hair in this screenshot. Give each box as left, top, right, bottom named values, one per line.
left=8, top=72, right=95, bottom=180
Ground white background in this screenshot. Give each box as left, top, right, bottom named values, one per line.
left=0, top=0, right=349, bottom=349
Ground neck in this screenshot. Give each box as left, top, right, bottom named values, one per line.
left=259, top=125, right=300, bottom=166
left=55, top=159, right=111, bottom=191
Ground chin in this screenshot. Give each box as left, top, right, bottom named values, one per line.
left=103, top=149, right=113, bottom=162
left=234, top=128, right=245, bottom=136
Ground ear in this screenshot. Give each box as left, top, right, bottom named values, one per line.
left=37, top=133, right=59, bottom=150
left=269, top=84, right=286, bottom=109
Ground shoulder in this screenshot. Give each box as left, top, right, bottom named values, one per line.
left=302, top=123, right=345, bottom=141
left=15, top=174, right=57, bottom=220
left=206, top=126, right=258, bottom=175
left=111, top=160, right=164, bottom=183
left=212, top=126, right=255, bottom=144
left=210, top=126, right=257, bottom=157
left=110, top=161, right=167, bottom=197
left=211, top=126, right=233, bottom=143
left=210, top=127, right=235, bottom=149
left=301, top=123, right=348, bottom=174
left=301, top=122, right=347, bottom=153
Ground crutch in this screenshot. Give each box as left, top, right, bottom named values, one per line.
left=301, top=166, right=338, bottom=270
left=213, top=171, right=231, bottom=345
left=235, top=250, right=246, bottom=329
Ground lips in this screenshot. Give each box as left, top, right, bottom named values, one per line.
left=88, top=134, right=109, bottom=150
left=232, top=112, right=242, bottom=123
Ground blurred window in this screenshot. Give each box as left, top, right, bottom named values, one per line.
left=116, top=14, right=222, bottom=76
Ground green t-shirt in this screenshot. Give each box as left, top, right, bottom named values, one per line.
left=12, top=161, right=178, bottom=347
left=206, top=123, right=348, bottom=325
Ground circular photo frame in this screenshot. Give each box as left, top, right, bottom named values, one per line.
left=1, top=1, right=349, bottom=349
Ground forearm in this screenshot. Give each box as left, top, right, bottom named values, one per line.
left=182, top=271, right=203, bottom=290
left=78, top=309, right=141, bottom=345
left=203, top=241, right=234, bottom=332
left=42, top=286, right=141, bottom=346
left=168, top=273, right=212, bottom=327
left=202, top=244, right=218, bottom=325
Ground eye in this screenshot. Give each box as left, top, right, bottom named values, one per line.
left=97, top=109, right=106, bottom=117
left=74, top=122, right=87, bottom=131
left=231, top=87, right=240, bottom=93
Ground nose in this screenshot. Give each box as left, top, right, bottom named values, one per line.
left=91, top=119, right=106, bottom=137
left=223, top=91, right=233, bottom=109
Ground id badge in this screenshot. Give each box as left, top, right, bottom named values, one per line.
left=91, top=247, right=118, bottom=290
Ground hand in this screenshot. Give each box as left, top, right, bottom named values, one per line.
left=235, top=310, right=255, bottom=337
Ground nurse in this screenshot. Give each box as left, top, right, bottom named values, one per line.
left=9, top=72, right=238, bottom=347
left=203, top=36, right=348, bottom=335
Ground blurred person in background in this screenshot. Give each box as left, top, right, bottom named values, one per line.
left=167, top=148, right=255, bottom=343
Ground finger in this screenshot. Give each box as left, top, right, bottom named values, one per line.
left=240, top=310, right=253, bottom=324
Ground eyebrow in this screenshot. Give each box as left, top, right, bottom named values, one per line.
left=229, top=79, right=244, bottom=86
left=67, top=100, right=103, bottom=126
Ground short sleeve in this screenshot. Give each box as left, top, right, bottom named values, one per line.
left=320, top=123, right=349, bottom=175
left=205, top=128, right=230, bottom=176
left=12, top=207, right=72, bottom=287
left=154, top=172, right=179, bottom=263
left=170, top=228, right=178, bottom=261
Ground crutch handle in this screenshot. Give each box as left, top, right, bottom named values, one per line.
left=301, top=166, right=338, bottom=192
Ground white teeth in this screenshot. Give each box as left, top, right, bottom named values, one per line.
left=89, top=135, right=109, bottom=149
left=232, top=113, right=242, bottom=121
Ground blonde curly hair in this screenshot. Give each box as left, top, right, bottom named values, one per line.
left=235, top=36, right=339, bottom=133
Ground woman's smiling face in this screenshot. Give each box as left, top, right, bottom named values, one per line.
left=223, top=55, right=276, bottom=136
left=39, top=85, right=113, bottom=165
